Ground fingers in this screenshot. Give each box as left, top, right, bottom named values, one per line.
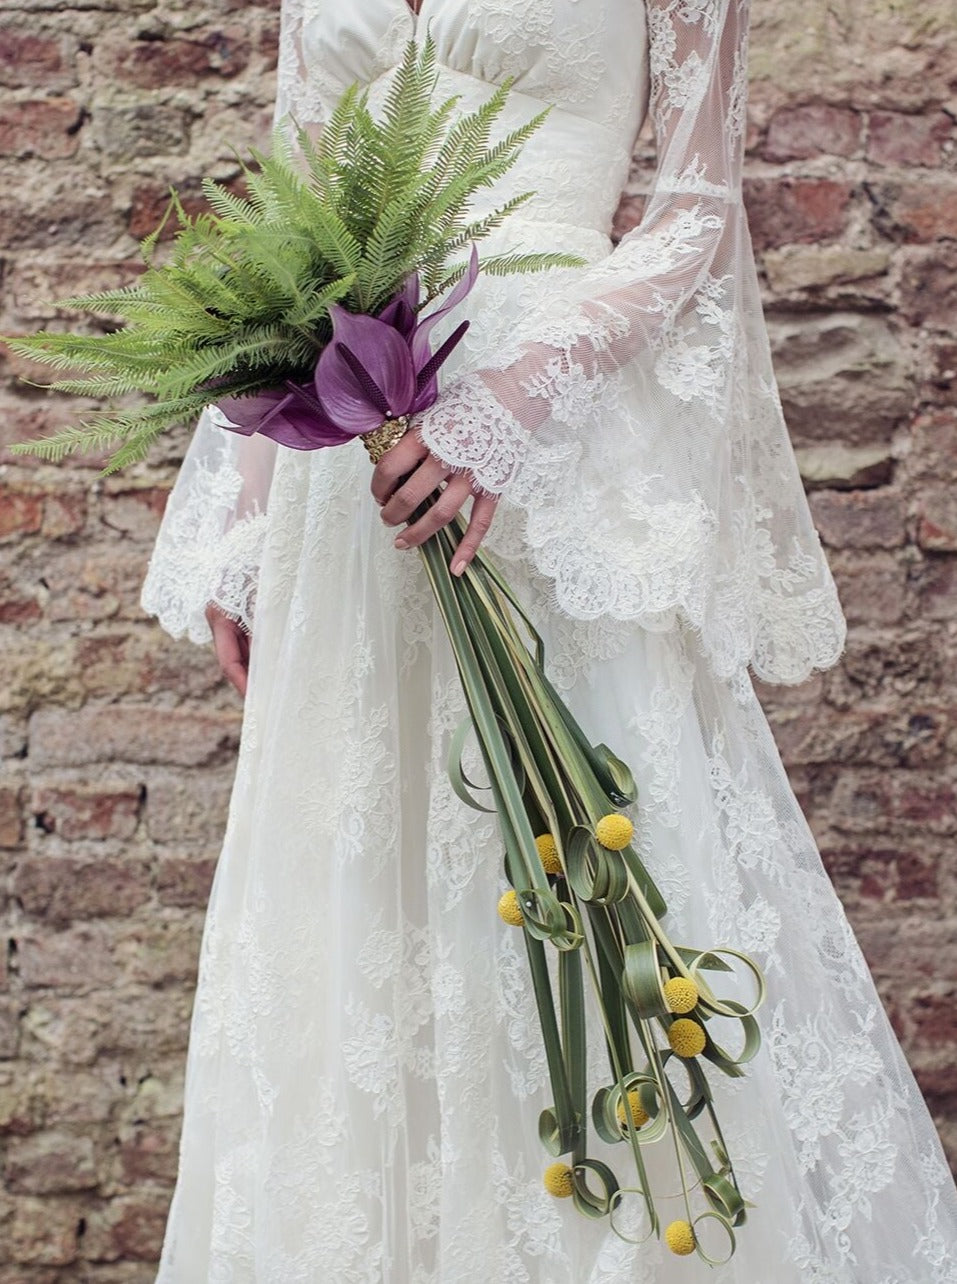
left=379, top=453, right=450, bottom=529
left=393, top=473, right=473, bottom=550
left=370, top=432, right=429, bottom=506
left=450, top=493, right=498, bottom=575
left=206, top=606, right=250, bottom=697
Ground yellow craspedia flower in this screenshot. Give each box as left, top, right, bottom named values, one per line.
left=595, top=813, right=634, bottom=851
left=668, top=1018, right=706, bottom=1059
left=616, top=1089, right=650, bottom=1130
left=535, top=833, right=562, bottom=875
left=663, top=976, right=699, bottom=1014
left=543, top=1162, right=575, bottom=1198
left=664, top=1219, right=696, bottom=1256
left=497, top=890, right=524, bottom=926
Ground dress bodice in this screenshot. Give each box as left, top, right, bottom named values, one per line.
left=284, top=0, right=650, bottom=237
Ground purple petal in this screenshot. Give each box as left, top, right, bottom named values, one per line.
left=411, top=245, right=480, bottom=371
left=378, top=275, right=420, bottom=337
left=316, top=305, right=417, bottom=433
left=212, top=386, right=352, bottom=452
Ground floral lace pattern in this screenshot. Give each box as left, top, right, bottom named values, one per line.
left=147, top=1, right=957, bottom=1281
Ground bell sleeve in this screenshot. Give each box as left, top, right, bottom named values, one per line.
left=416, top=0, right=846, bottom=685
left=140, top=0, right=323, bottom=645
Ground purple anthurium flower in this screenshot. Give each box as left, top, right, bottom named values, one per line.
left=317, top=244, right=479, bottom=435
left=211, top=245, right=479, bottom=452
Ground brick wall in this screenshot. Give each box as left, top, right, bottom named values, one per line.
left=0, top=0, right=954, bottom=1274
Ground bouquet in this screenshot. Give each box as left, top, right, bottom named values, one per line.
left=8, top=39, right=765, bottom=1264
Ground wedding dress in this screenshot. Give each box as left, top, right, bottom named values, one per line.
left=140, top=1, right=957, bottom=1280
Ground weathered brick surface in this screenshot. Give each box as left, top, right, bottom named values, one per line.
left=0, top=0, right=955, bottom=1268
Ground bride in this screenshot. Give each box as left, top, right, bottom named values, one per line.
left=141, top=0, right=957, bottom=1279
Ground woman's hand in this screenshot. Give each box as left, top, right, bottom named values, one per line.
left=370, top=429, right=498, bottom=575
left=205, top=603, right=251, bottom=697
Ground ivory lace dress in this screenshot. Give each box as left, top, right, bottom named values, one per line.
left=141, top=1, right=957, bottom=1280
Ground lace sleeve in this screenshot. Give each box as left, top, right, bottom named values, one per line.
left=140, top=0, right=325, bottom=646
left=417, top=0, right=846, bottom=686
left=140, top=413, right=277, bottom=643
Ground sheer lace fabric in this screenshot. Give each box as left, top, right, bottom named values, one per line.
left=144, top=2, right=957, bottom=1281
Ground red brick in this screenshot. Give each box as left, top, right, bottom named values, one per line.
left=39, top=545, right=150, bottom=624
left=872, top=179, right=957, bottom=243
left=0, top=30, right=76, bottom=90
left=829, top=552, right=909, bottom=626
left=867, top=110, right=953, bottom=168
left=29, top=705, right=242, bottom=768
left=16, top=925, right=119, bottom=991
left=744, top=177, right=852, bottom=251
left=41, top=491, right=87, bottom=540
left=0, top=572, right=42, bottom=623
left=763, top=104, right=861, bottom=162
left=4, top=1131, right=98, bottom=1194
left=0, top=783, right=24, bottom=847
left=910, top=988, right=957, bottom=1051
left=916, top=556, right=957, bottom=622
left=127, top=173, right=246, bottom=241
left=809, top=489, right=906, bottom=550
left=13, top=858, right=151, bottom=922
left=0, top=97, right=82, bottom=160
left=899, top=243, right=957, bottom=328
left=7, top=1195, right=82, bottom=1265
left=115, top=1119, right=180, bottom=1183
left=107, top=28, right=251, bottom=89
left=80, top=1190, right=170, bottom=1263
left=156, top=855, right=217, bottom=908
left=0, top=485, right=43, bottom=538
left=916, top=485, right=957, bottom=552
left=30, top=784, right=142, bottom=841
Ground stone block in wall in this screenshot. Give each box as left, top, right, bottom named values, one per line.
left=767, top=312, right=913, bottom=446
left=91, top=104, right=190, bottom=160
left=29, top=705, right=242, bottom=768
left=809, top=488, right=907, bottom=550
left=3, top=1130, right=98, bottom=1194
left=762, top=245, right=891, bottom=295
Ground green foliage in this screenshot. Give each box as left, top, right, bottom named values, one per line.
left=7, top=38, right=583, bottom=471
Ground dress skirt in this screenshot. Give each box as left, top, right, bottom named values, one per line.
left=154, top=424, right=957, bottom=1282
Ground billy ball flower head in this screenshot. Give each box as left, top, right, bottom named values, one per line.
left=497, top=890, right=524, bottom=927
left=595, top=813, right=634, bottom=851
left=668, top=1018, right=706, bottom=1059
left=616, top=1089, right=650, bottom=1130
left=664, top=1220, right=696, bottom=1256
left=663, top=976, right=699, bottom=1014
left=543, top=1162, right=575, bottom=1198
left=535, top=833, right=562, bottom=875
